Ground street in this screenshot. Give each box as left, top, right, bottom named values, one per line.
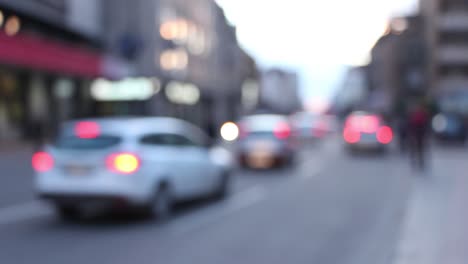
left=0, top=137, right=417, bottom=264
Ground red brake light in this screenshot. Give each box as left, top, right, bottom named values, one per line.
left=32, top=152, right=54, bottom=172
left=75, top=122, right=100, bottom=139
left=343, top=127, right=360, bottom=143
left=274, top=122, right=291, bottom=139
left=377, top=126, right=393, bottom=144
left=361, top=116, right=379, bottom=133
left=106, top=153, right=140, bottom=174
left=346, top=115, right=379, bottom=133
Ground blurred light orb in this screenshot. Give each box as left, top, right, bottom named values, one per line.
left=5, top=16, right=20, bottom=36
left=0, top=10, right=4, bottom=27
left=432, top=114, right=448, bottom=132
left=220, top=122, right=239, bottom=141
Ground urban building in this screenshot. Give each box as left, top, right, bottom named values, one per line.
left=258, top=69, right=301, bottom=115
left=0, top=0, right=257, bottom=143
left=97, top=0, right=258, bottom=136
left=367, top=16, right=427, bottom=116
left=0, top=0, right=131, bottom=142
left=331, top=66, right=369, bottom=118
left=421, top=0, right=468, bottom=114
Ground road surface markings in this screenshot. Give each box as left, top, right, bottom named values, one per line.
left=392, top=176, right=447, bottom=264
left=0, top=201, right=51, bottom=226
left=170, top=185, right=267, bottom=237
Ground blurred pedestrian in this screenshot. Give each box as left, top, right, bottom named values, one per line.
left=407, top=102, right=430, bottom=170
left=397, top=114, right=409, bottom=153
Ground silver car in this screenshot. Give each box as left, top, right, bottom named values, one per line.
left=235, top=114, right=297, bottom=169
left=33, top=117, right=233, bottom=220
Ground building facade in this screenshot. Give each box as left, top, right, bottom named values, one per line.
left=0, top=0, right=257, bottom=142
left=331, top=66, right=369, bottom=118
left=98, top=0, right=257, bottom=136
left=421, top=0, right=468, bottom=114
left=367, top=16, right=427, bottom=116
left=258, top=69, right=301, bottom=115
left=0, top=0, right=120, bottom=142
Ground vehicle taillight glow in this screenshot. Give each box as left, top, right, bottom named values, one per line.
left=346, top=115, right=379, bottom=133
left=274, top=122, right=291, bottom=139
left=343, top=127, right=360, bottom=144
left=75, top=121, right=100, bottom=139
left=377, top=126, right=393, bottom=144
left=361, top=116, right=379, bottom=133
left=106, top=153, right=140, bottom=174
left=32, top=152, right=54, bottom=172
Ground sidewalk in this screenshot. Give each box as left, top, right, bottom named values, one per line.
left=392, top=146, right=468, bottom=264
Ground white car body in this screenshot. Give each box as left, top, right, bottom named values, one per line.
left=35, top=117, right=233, bottom=211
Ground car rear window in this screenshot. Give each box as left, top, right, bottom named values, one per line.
left=54, top=135, right=122, bottom=150
left=242, top=117, right=287, bottom=132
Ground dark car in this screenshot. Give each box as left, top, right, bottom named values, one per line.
left=235, top=114, right=297, bottom=169
left=432, top=113, right=467, bottom=142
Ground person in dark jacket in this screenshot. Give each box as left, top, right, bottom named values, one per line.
left=407, top=103, right=430, bottom=170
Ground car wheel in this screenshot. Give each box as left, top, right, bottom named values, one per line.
left=55, top=205, right=81, bottom=221
left=150, top=183, right=173, bottom=221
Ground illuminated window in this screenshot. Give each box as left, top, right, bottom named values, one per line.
left=160, top=21, right=178, bottom=40
left=0, top=10, right=4, bottom=27
left=5, top=16, right=20, bottom=36
left=159, top=49, right=189, bottom=70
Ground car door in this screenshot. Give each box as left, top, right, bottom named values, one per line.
left=170, top=133, right=217, bottom=195
left=139, top=133, right=201, bottom=199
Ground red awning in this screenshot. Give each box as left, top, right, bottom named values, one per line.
left=0, top=32, right=102, bottom=78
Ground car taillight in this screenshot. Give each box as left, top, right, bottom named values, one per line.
left=32, top=152, right=54, bottom=172
left=361, top=116, right=379, bottom=133
left=274, top=122, right=291, bottom=139
left=377, top=126, right=393, bottom=144
left=343, top=127, right=360, bottom=143
left=106, top=153, right=140, bottom=174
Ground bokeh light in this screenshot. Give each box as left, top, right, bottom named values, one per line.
left=220, top=122, right=239, bottom=141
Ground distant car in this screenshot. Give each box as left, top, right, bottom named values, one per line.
left=236, top=114, right=297, bottom=169
left=342, top=112, right=393, bottom=152
left=291, top=112, right=330, bottom=142
left=432, top=113, right=467, bottom=142
left=33, top=117, right=233, bottom=220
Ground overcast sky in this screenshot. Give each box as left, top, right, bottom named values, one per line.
left=216, top=0, right=418, bottom=106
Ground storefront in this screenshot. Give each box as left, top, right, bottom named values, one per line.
left=0, top=30, right=103, bottom=142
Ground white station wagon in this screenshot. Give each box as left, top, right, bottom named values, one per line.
left=33, top=117, right=233, bottom=220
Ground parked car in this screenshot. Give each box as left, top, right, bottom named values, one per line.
left=342, top=111, right=393, bottom=152
left=432, top=112, right=467, bottom=143
left=33, top=117, right=233, bottom=220
left=236, top=114, right=297, bottom=169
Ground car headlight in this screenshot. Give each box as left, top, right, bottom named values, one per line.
left=432, top=114, right=448, bottom=133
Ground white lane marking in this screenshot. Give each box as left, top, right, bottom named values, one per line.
left=170, top=185, right=267, bottom=237
left=392, top=176, right=447, bottom=264
left=0, top=201, right=51, bottom=226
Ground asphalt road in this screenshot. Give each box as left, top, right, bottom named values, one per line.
left=0, top=138, right=412, bottom=264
